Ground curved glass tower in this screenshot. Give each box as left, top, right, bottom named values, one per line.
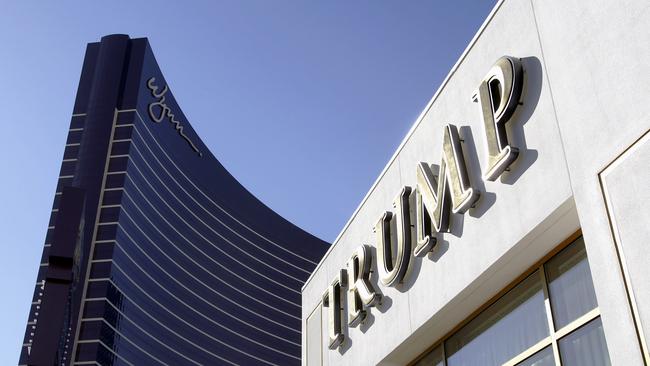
left=19, top=35, right=330, bottom=366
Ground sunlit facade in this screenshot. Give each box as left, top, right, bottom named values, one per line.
left=302, top=0, right=650, bottom=365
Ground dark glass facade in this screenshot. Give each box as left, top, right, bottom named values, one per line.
left=19, top=35, right=329, bottom=366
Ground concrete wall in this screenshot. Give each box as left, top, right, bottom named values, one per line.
left=302, top=0, right=650, bottom=365
left=532, top=0, right=650, bottom=363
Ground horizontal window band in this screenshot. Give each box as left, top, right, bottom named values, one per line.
left=87, top=278, right=110, bottom=282
left=84, top=297, right=106, bottom=302
left=122, top=178, right=305, bottom=287
left=111, top=238, right=301, bottom=339
left=127, top=154, right=310, bottom=278
left=108, top=157, right=129, bottom=173
left=105, top=173, right=126, bottom=190
left=113, top=126, right=133, bottom=141
left=66, top=131, right=83, bottom=144
left=129, top=114, right=318, bottom=266
left=130, top=140, right=313, bottom=270
left=80, top=297, right=239, bottom=366
left=75, top=339, right=135, bottom=366
left=125, top=162, right=302, bottom=278
left=109, top=260, right=301, bottom=355
left=85, top=275, right=291, bottom=364
left=79, top=318, right=169, bottom=365
left=78, top=318, right=205, bottom=366
left=80, top=317, right=105, bottom=322
left=119, top=204, right=302, bottom=310
left=75, top=339, right=97, bottom=344
left=115, top=216, right=301, bottom=317
left=113, top=210, right=300, bottom=316
left=99, top=208, right=121, bottom=224
left=98, top=228, right=300, bottom=322
left=110, top=141, right=131, bottom=157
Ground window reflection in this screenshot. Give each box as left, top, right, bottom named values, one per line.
left=558, top=318, right=610, bottom=366
left=516, top=346, right=555, bottom=366
left=544, top=237, right=598, bottom=330
left=445, top=272, right=549, bottom=366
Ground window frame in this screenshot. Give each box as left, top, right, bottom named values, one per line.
left=409, top=230, right=607, bottom=366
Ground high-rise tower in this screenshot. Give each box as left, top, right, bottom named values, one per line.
left=19, top=34, right=329, bottom=366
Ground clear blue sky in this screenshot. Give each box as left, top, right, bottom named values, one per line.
left=0, top=1, right=496, bottom=362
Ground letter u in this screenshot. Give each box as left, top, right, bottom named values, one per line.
left=375, top=186, right=412, bottom=287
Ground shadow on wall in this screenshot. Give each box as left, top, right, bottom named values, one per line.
left=499, top=56, right=542, bottom=185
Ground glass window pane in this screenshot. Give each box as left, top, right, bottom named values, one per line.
left=545, top=237, right=598, bottom=329
left=558, top=317, right=611, bottom=366
left=413, top=344, right=444, bottom=366
left=445, top=271, right=549, bottom=366
left=516, top=346, right=555, bottom=366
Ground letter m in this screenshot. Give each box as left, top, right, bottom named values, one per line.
left=414, top=124, right=479, bottom=257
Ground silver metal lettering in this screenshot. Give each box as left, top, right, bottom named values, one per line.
left=375, top=187, right=412, bottom=286
left=346, top=245, right=381, bottom=326
left=319, top=56, right=527, bottom=353
left=414, top=124, right=479, bottom=257
left=146, top=77, right=202, bottom=156
left=472, top=56, right=524, bottom=181
left=322, top=269, right=347, bottom=349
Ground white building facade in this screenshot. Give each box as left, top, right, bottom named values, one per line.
left=301, top=0, right=650, bottom=365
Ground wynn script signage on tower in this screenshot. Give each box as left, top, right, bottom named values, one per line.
left=322, top=56, right=526, bottom=350
left=146, top=77, right=202, bottom=155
